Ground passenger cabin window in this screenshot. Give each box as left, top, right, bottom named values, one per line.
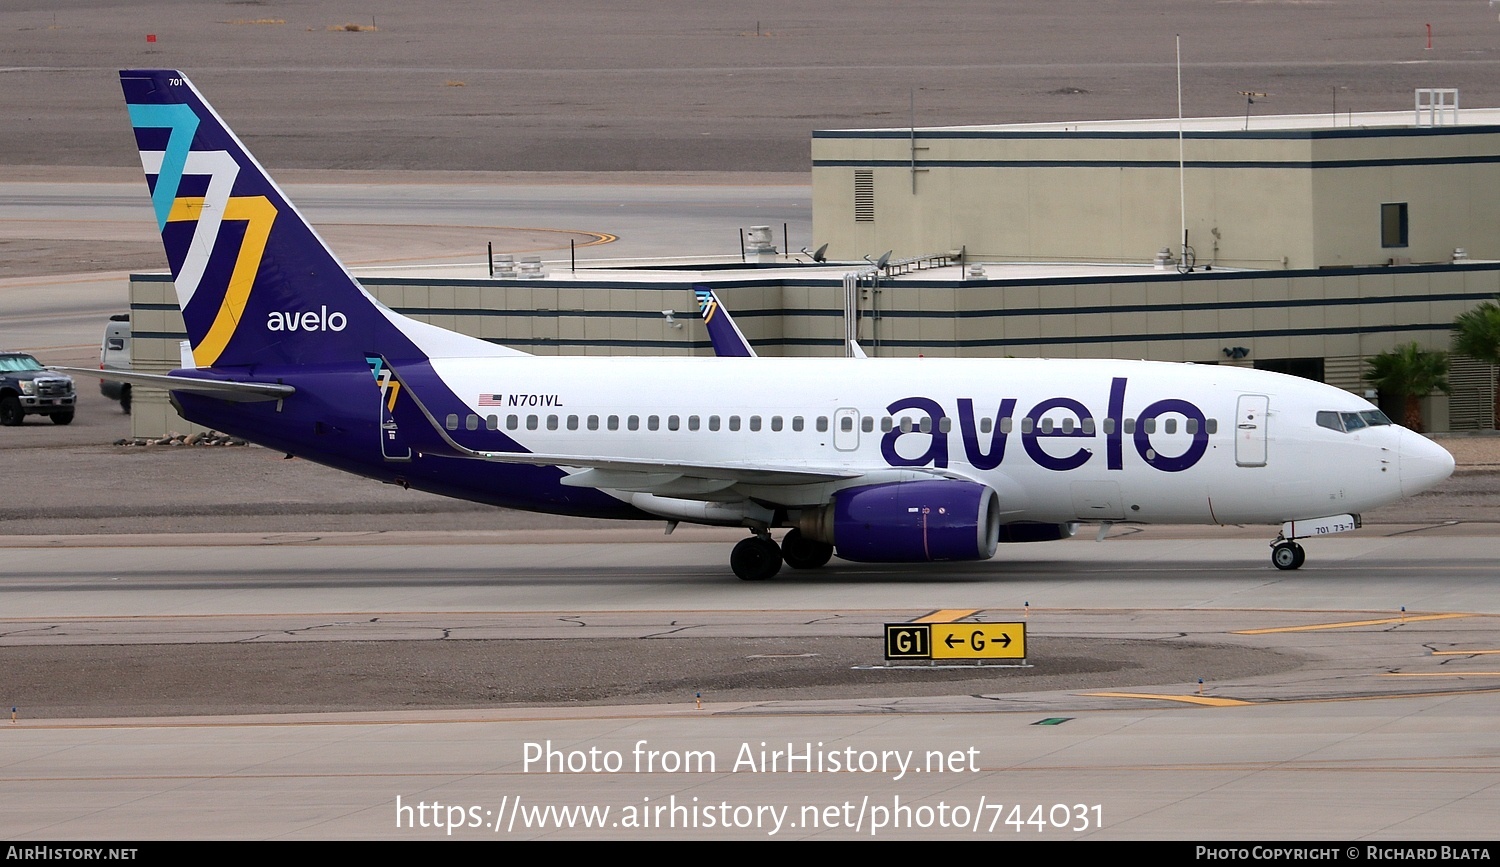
left=792, top=416, right=804, bottom=432
left=729, top=416, right=741, bottom=431
left=816, top=417, right=829, bottom=433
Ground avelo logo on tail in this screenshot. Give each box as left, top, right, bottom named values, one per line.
left=127, top=99, right=279, bottom=367
left=267, top=306, right=348, bottom=333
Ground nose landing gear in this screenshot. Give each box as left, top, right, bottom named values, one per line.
left=1270, top=539, right=1306, bottom=571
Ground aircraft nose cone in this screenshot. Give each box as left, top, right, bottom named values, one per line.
left=1399, top=430, right=1456, bottom=497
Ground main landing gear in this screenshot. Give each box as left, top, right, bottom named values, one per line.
left=730, top=529, right=835, bottom=581
left=1270, top=539, right=1306, bottom=571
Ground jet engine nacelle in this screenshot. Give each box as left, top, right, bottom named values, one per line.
left=797, top=479, right=1001, bottom=562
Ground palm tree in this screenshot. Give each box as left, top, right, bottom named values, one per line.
left=1364, top=342, right=1451, bottom=433
left=1452, top=297, right=1500, bottom=430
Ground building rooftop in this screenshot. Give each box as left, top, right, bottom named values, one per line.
left=344, top=258, right=1243, bottom=284
left=822, top=107, right=1500, bottom=136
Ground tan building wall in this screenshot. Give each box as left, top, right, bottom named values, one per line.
left=129, top=260, right=1500, bottom=439
left=812, top=111, right=1500, bottom=271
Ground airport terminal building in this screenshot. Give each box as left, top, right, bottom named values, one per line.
left=128, top=102, right=1500, bottom=437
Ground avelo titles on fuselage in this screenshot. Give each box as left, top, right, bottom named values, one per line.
left=86, top=69, right=1455, bottom=580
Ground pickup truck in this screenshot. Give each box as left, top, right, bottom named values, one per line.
left=0, top=351, right=76, bottom=425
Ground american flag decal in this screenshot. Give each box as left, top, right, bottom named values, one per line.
left=478, top=394, right=504, bottom=406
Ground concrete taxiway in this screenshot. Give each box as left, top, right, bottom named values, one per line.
left=3, top=527, right=1499, bottom=839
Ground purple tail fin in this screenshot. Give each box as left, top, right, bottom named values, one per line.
left=121, top=69, right=502, bottom=369
left=693, top=286, right=756, bottom=357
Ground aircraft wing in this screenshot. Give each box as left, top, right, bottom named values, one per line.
left=53, top=367, right=295, bottom=402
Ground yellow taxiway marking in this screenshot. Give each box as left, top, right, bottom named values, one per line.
left=1081, top=692, right=1251, bottom=707
left=1236, top=613, right=1474, bottom=634
left=1432, top=649, right=1500, bottom=656
left=914, top=609, right=979, bottom=623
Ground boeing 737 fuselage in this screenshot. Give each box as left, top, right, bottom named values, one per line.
left=77, top=70, right=1455, bottom=580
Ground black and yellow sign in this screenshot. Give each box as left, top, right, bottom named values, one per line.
left=884, top=622, right=1026, bottom=661
left=885, top=624, right=931, bottom=659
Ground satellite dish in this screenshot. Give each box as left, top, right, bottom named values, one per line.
left=876, top=250, right=892, bottom=270
left=811, top=243, right=828, bottom=263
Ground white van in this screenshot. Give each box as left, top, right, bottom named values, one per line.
left=99, top=313, right=131, bottom=413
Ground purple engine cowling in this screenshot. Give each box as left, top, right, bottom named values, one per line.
left=798, top=480, right=1002, bottom=563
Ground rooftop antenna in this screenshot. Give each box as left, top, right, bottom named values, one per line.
left=1239, top=90, right=1268, bottom=131
left=800, top=242, right=828, bottom=263
left=1176, top=35, right=1193, bottom=273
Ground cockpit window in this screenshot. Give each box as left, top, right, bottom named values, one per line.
left=1318, top=409, right=1394, bottom=433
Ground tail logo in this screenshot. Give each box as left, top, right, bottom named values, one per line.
left=268, top=306, right=348, bottom=333
left=695, top=288, right=719, bottom=323
left=130, top=104, right=279, bottom=367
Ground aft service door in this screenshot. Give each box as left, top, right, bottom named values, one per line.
left=1235, top=394, right=1269, bottom=467
left=377, top=382, right=412, bottom=462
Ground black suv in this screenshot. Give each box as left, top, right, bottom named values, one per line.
left=0, top=351, right=76, bottom=425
